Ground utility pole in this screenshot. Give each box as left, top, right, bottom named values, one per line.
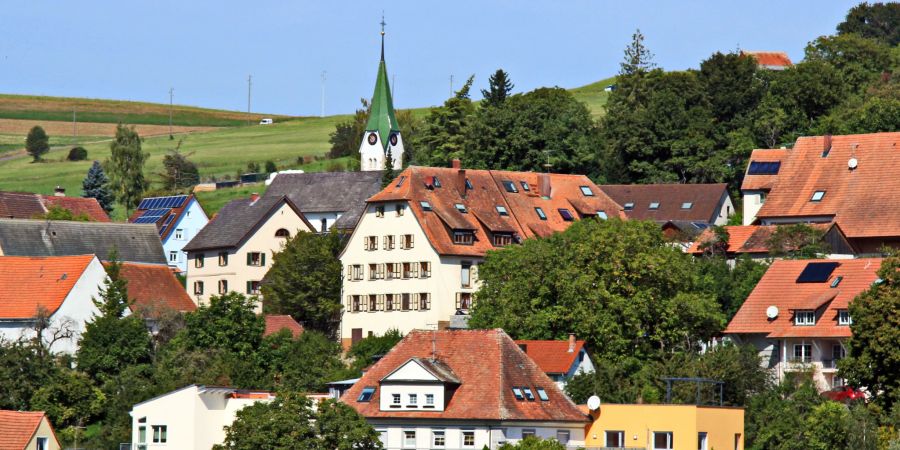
left=450, top=74, right=454, bottom=96
left=168, top=87, right=174, bottom=139
left=247, top=75, right=252, bottom=126
left=72, top=106, right=77, bottom=144
left=320, top=71, right=326, bottom=117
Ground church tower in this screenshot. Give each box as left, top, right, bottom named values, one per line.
left=360, top=17, right=403, bottom=172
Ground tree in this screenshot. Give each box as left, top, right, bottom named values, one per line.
left=261, top=231, right=344, bottom=337
left=468, top=219, right=725, bottom=359
left=160, top=139, right=199, bottom=190
left=106, top=124, right=148, bottom=214
left=251, top=330, right=352, bottom=392
left=804, top=33, right=893, bottom=94
left=0, top=339, right=59, bottom=410
left=481, top=69, right=514, bottom=108
left=698, top=52, right=763, bottom=128
left=498, top=436, right=566, bottom=450
left=744, top=377, right=824, bottom=450
left=837, top=2, right=900, bottom=46
left=346, top=328, right=403, bottom=373
left=696, top=255, right=768, bottom=319
left=328, top=99, right=369, bottom=159
left=412, top=75, right=476, bottom=166
left=265, top=160, right=277, bottom=173
left=765, top=224, right=828, bottom=258
left=25, top=125, right=50, bottom=162
left=620, top=29, right=656, bottom=77
left=841, top=254, right=900, bottom=410
left=82, top=161, right=114, bottom=214
left=30, top=369, right=105, bottom=434
left=67, top=146, right=88, bottom=161
left=180, top=292, right=264, bottom=358
left=314, top=399, right=383, bottom=450
left=381, top=147, right=396, bottom=187
left=37, top=205, right=91, bottom=221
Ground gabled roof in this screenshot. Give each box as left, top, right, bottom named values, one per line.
left=740, top=51, right=793, bottom=68
left=342, top=329, right=588, bottom=422
left=0, top=410, right=57, bottom=450
left=0, top=255, right=96, bottom=320
left=263, top=315, right=304, bottom=338
left=366, top=166, right=624, bottom=257
left=0, top=192, right=109, bottom=222
left=0, top=219, right=166, bottom=264
left=515, top=340, right=586, bottom=375
left=128, top=194, right=203, bottom=241
left=686, top=223, right=834, bottom=256
left=263, top=171, right=383, bottom=230
left=381, top=357, right=462, bottom=384
left=183, top=195, right=314, bottom=252
left=752, top=133, right=900, bottom=239
left=600, top=183, right=729, bottom=224
left=114, top=262, right=196, bottom=313
left=725, top=258, right=881, bottom=338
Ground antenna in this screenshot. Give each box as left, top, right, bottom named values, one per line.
left=542, top=149, right=554, bottom=172
left=320, top=71, right=327, bottom=117
left=425, top=322, right=438, bottom=361
left=450, top=74, right=454, bottom=96
left=168, top=87, right=174, bottom=139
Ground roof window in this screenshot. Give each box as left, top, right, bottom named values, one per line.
left=455, top=203, right=468, bottom=214
left=624, top=202, right=634, bottom=211
left=496, top=206, right=509, bottom=216
left=420, top=201, right=433, bottom=212
left=502, top=180, right=518, bottom=193
left=649, top=202, right=660, bottom=210
left=520, top=181, right=530, bottom=192
left=597, top=211, right=608, bottom=220
left=797, top=262, right=839, bottom=283
left=432, top=176, right=442, bottom=188
left=395, top=176, right=407, bottom=187
left=465, top=179, right=473, bottom=190
left=558, top=208, right=574, bottom=221
left=681, top=202, right=693, bottom=209
left=512, top=387, right=524, bottom=400
left=357, top=387, right=376, bottom=402
left=831, top=276, right=843, bottom=288
left=536, top=387, right=549, bottom=401
left=453, top=231, right=475, bottom=245
left=747, top=161, right=781, bottom=175
left=579, top=186, right=594, bottom=196
left=810, top=190, right=826, bottom=202
left=522, top=387, right=536, bottom=401
left=535, top=207, right=547, bottom=220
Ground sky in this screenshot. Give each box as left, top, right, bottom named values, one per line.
left=0, top=1, right=860, bottom=117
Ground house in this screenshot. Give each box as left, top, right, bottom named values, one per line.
left=342, top=329, right=590, bottom=449
left=582, top=403, right=744, bottom=450
left=130, top=385, right=274, bottom=450
left=339, top=161, right=624, bottom=347
left=739, top=50, right=792, bottom=70
left=0, top=189, right=110, bottom=222
left=742, top=133, right=900, bottom=253
left=0, top=410, right=61, bottom=450
left=117, top=262, right=197, bottom=314
left=725, top=258, right=882, bottom=391
left=515, top=335, right=595, bottom=389
left=599, top=183, right=734, bottom=240
left=128, top=194, right=209, bottom=272
left=686, top=223, right=849, bottom=259
left=0, top=255, right=105, bottom=354
left=0, top=219, right=167, bottom=264
left=263, top=171, right=383, bottom=232
left=263, top=314, right=304, bottom=338
left=183, top=195, right=315, bottom=307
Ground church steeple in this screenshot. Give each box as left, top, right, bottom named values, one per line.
left=360, top=14, right=403, bottom=172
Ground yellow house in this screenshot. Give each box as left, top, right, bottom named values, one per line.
left=582, top=404, right=744, bottom=450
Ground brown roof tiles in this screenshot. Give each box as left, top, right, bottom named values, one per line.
left=0, top=192, right=109, bottom=222
left=600, top=183, right=730, bottom=223
left=115, top=262, right=197, bottom=313
left=515, top=339, right=586, bottom=375
left=263, top=315, right=304, bottom=338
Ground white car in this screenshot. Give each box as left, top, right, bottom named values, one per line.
left=259, top=118, right=273, bottom=125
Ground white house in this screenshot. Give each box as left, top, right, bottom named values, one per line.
left=0, top=255, right=105, bottom=354
left=129, top=194, right=209, bottom=273
left=515, top=335, right=595, bottom=390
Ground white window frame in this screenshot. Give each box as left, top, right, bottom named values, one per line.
left=556, top=430, right=570, bottom=445
left=838, top=309, right=852, bottom=325
left=605, top=430, right=624, bottom=448
left=425, top=393, right=435, bottom=407
left=432, top=430, right=446, bottom=448
left=408, top=393, right=417, bottom=406
left=152, top=425, right=168, bottom=443
left=175, top=228, right=183, bottom=240
left=403, top=430, right=416, bottom=448
left=35, top=437, right=49, bottom=450
left=795, top=310, right=816, bottom=326
left=794, top=343, right=813, bottom=363
left=461, top=430, right=476, bottom=447
left=169, top=251, right=178, bottom=263
left=653, top=431, right=673, bottom=450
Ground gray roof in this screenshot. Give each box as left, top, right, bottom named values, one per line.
left=183, top=196, right=310, bottom=252
left=0, top=218, right=166, bottom=264
left=264, top=171, right=383, bottom=230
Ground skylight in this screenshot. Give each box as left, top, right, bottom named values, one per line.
left=512, top=387, right=524, bottom=400
left=432, top=176, right=442, bottom=188
left=420, top=201, right=433, bottom=211
left=558, top=208, right=574, bottom=221
left=455, top=203, right=468, bottom=214
left=649, top=202, right=660, bottom=210
left=520, top=181, right=530, bottom=192
left=465, top=179, right=473, bottom=190
left=503, top=180, right=518, bottom=193
left=831, top=276, right=843, bottom=288
left=496, top=206, right=509, bottom=216
left=624, top=202, right=634, bottom=211
left=535, top=207, right=547, bottom=220
left=396, top=176, right=407, bottom=187
left=810, top=191, right=826, bottom=202
left=797, top=262, right=839, bottom=283
left=681, top=202, right=693, bottom=209
left=522, top=387, right=536, bottom=401
left=747, top=161, right=781, bottom=175
left=536, top=388, right=549, bottom=401
left=357, top=387, right=376, bottom=402
left=580, top=186, right=594, bottom=196
left=597, top=211, right=608, bottom=220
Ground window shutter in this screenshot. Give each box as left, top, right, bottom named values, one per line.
left=246, top=281, right=252, bottom=294
left=364, top=237, right=369, bottom=251
left=410, top=235, right=414, bottom=248
left=346, top=295, right=352, bottom=309
left=412, top=262, right=419, bottom=278
left=260, top=253, right=266, bottom=266
left=361, top=296, right=367, bottom=311
left=411, top=294, right=418, bottom=310
left=346, top=265, right=352, bottom=279
left=246, top=253, right=252, bottom=265
left=383, top=235, right=387, bottom=250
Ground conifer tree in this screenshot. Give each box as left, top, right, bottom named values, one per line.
left=480, top=69, right=514, bottom=108
left=82, top=161, right=114, bottom=214
left=381, top=148, right=396, bottom=187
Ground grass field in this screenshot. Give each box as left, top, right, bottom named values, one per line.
left=569, top=76, right=616, bottom=119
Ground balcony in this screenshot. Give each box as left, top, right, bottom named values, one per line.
left=821, top=359, right=841, bottom=370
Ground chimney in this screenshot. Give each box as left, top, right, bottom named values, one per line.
left=451, top=159, right=461, bottom=169
left=53, top=186, right=65, bottom=197
left=538, top=173, right=551, bottom=198
left=456, top=165, right=467, bottom=197
left=249, top=192, right=259, bottom=203
left=824, top=134, right=832, bottom=153
left=568, top=333, right=576, bottom=353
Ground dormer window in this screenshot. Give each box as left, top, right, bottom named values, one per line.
left=522, top=387, right=535, bottom=401
left=420, top=201, right=433, bottom=211
left=455, top=203, right=468, bottom=214
left=810, top=190, right=826, bottom=202
left=358, top=387, right=376, bottom=402
left=391, top=393, right=401, bottom=407
left=520, top=181, right=530, bottom=191
left=536, top=387, right=549, bottom=401
left=425, top=394, right=435, bottom=407
left=795, top=310, right=816, bottom=326
left=648, top=202, right=659, bottom=210
left=453, top=231, right=475, bottom=245
left=838, top=310, right=851, bottom=325
left=681, top=202, right=693, bottom=209
left=432, top=176, right=442, bottom=188
left=512, top=387, right=524, bottom=400
left=624, top=202, right=634, bottom=211
left=408, top=394, right=417, bottom=407
left=494, top=233, right=513, bottom=247
left=502, top=180, right=518, bottom=193
left=580, top=186, right=594, bottom=196
left=376, top=206, right=385, bottom=217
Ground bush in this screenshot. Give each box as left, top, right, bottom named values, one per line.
left=67, top=147, right=88, bottom=161
left=265, top=160, right=277, bottom=173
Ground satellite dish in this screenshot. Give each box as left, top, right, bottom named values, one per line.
left=766, top=305, right=779, bottom=319
left=587, top=395, right=601, bottom=411
left=848, top=158, right=858, bottom=169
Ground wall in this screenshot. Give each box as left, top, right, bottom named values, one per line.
left=371, top=421, right=584, bottom=450
left=713, top=193, right=736, bottom=226
left=360, top=131, right=403, bottom=171
left=583, top=404, right=744, bottom=450
left=304, top=211, right=342, bottom=233
left=164, top=198, right=210, bottom=273
left=742, top=191, right=765, bottom=225
left=26, top=417, right=61, bottom=450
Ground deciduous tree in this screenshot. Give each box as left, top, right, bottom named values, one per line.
left=26, top=125, right=50, bottom=162
left=106, top=124, right=148, bottom=214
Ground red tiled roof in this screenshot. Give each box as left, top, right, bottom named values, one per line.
left=41, top=196, right=110, bottom=222
left=0, top=410, right=56, bottom=450
left=740, top=51, right=793, bottom=68
left=0, top=255, right=95, bottom=319
left=264, top=315, right=304, bottom=338
left=515, top=340, right=585, bottom=375
left=741, top=148, right=789, bottom=191
left=367, top=166, right=624, bottom=257
left=725, top=258, right=881, bottom=339
left=600, top=183, right=729, bottom=223
left=342, top=329, right=588, bottom=422
left=113, top=262, right=196, bottom=313
left=686, top=223, right=833, bottom=255
left=752, top=133, right=900, bottom=239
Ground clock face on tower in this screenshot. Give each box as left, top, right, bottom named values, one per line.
left=367, top=133, right=378, bottom=145
left=389, top=133, right=399, bottom=146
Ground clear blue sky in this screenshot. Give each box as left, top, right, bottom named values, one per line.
left=0, top=1, right=859, bottom=116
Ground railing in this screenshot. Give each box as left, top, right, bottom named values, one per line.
left=821, top=359, right=840, bottom=369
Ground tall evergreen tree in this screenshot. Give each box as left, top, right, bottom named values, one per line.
left=381, top=147, right=396, bottom=187
left=82, top=161, right=114, bottom=214
left=480, top=69, right=514, bottom=108
left=25, top=125, right=50, bottom=162
left=412, top=75, right=476, bottom=166
left=106, top=124, right=148, bottom=214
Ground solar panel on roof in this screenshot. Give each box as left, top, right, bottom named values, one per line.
left=797, top=262, right=840, bottom=283
left=158, top=214, right=176, bottom=236
left=748, top=161, right=781, bottom=175
left=137, top=195, right=188, bottom=210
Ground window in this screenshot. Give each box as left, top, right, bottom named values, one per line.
left=556, top=430, right=570, bottom=445
left=494, top=233, right=514, bottom=247
left=795, top=310, right=816, bottom=325
left=522, top=429, right=536, bottom=439
left=735, top=434, right=742, bottom=450
left=387, top=263, right=400, bottom=280
left=396, top=176, right=407, bottom=187
left=320, top=218, right=327, bottom=233
left=512, top=387, right=524, bottom=400
left=375, top=205, right=385, bottom=217
left=522, top=387, right=535, bottom=401
left=649, top=202, right=660, bottom=210
left=36, top=437, right=48, bottom=450
left=384, top=235, right=395, bottom=250
left=369, top=264, right=378, bottom=280
left=580, top=186, right=594, bottom=196
left=811, top=190, right=826, bottom=202
left=246, top=281, right=261, bottom=295
left=365, top=236, right=377, bottom=251
left=247, top=252, right=265, bottom=266
left=357, top=387, right=376, bottom=402
left=175, top=229, right=183, bottom=240
left=465, top=179, right=474, bottom=190
left=558, top=208, right=574, bottom=221
left=461, top=263, right=472, bottom=288
left=453, top=231, right=475, bottom=245
left=396, top=204, right=406, bottom=216
left=420, top=261, right=431, bottom=278
left=831, top=276, right=843, bottom=288
left=597, top=211, right=608, bottom=220
left=194, top=254, right=205, bottom=268
left=385, top=294, right=395, bottom=311
left=152, top=425, right=168, bottom=443
left=349, top=264, right=363, bottom=281
left=408, top=393, right=417, bottom=406
left=275, top=228, right=290, bottom=238
left=420, top=201, right=433, bottom=211
left=457, top=292, right=473, bottom=310
left=502, top=180, right=518, bottom=193
left=401, top=293, right=411, bottom=311
left=218, top=252, right=228, bottom=266
left=793, top=344, right=812, bottom=363
left=419, top=293, right=431, bottom=310
left=838, top=309, right=851, bottom=325
left=169, top=251, right=178, bottom=263
left=833, top=344, right=846, bottom=361
left=698, top=432, right=708, bottom=450
left=520, top=181, right=531, bottom=191
left=455, top=203, right=468, bottom=213
left=369, top=295, right=378, bottom=311
left=605, top=431, right=624, bottom=447
left=425, top=393, right=435, bottom=407
left=433, top=430, right=446, bottom=447
left=681, top=202, right=693, bottom=209
left=401, top=234, right=414, bottom=249
left=432, top=176, right=442, bottom=188
left=536, top=387, right=549, bottom=401
left=392, top=393, right=401, bottom=406
left=404, top=430, right=416, bottom=448
left=462, top=431, right=475, bottom=447
left=496, top=205, right=509, bottom=216
left=535, top=207, right=547, bottom=220
left=218, top=279, right=228, bottom=295
left=624, top=202, right=635, bottom=211
left=653, top=431, right=673, bottom=449
left=193, top=281, right=204, bottom=295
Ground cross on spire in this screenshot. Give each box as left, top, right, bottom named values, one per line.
left=380, top=13, right=386, bottom=61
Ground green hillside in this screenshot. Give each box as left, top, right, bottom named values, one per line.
left=569, top=76, right=616, bottom=119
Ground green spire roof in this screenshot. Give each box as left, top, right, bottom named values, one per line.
left=366, top=44, right=399, bottom=150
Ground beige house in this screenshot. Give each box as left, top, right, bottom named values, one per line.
left=183, top=195, right=314, bottom=307
left=339, top=163, right=624, bottom=348
left=0, top=410, right=61, bottom=450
